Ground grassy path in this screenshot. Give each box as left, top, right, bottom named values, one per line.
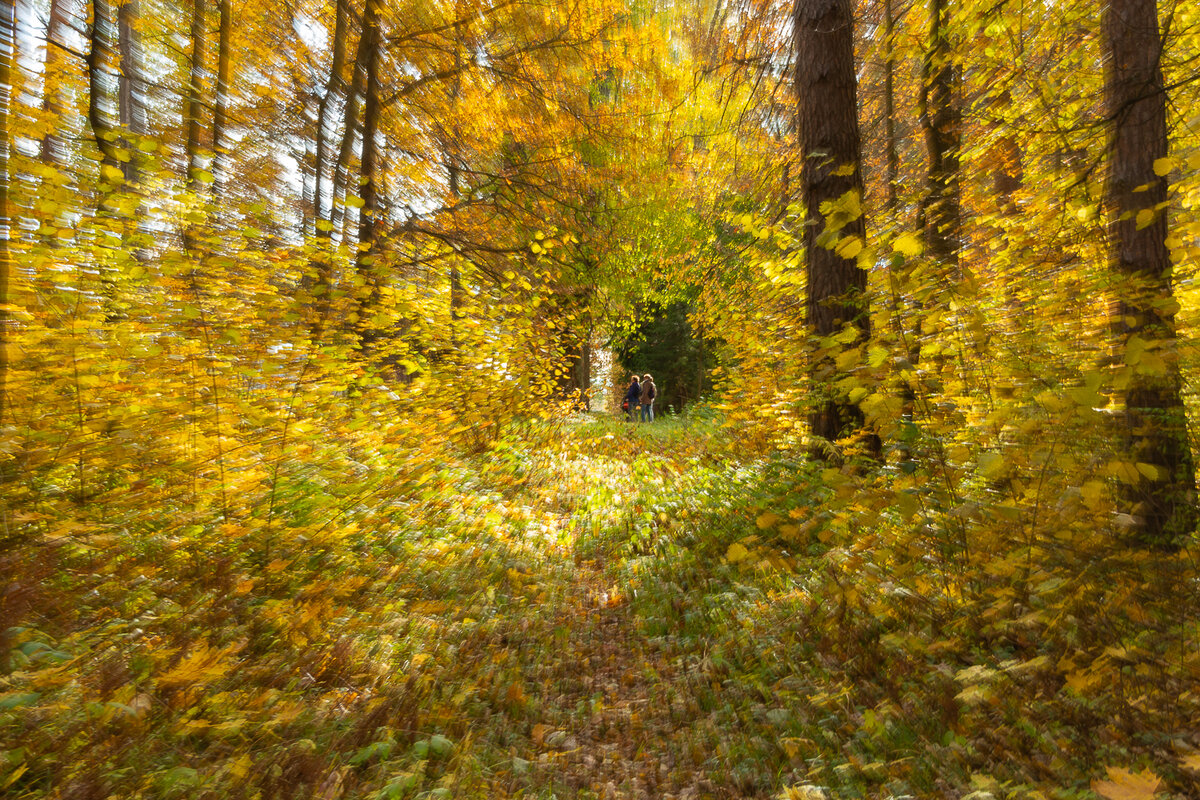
left=468, top=415, right=746, bottom=799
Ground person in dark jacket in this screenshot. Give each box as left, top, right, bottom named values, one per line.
left=623, top=376, right=641, bottom=421
left=639, top=373, right=657, bottom=422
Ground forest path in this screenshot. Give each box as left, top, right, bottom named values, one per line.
left=471, top=416, right=755, bottom=799
left=504, top=559, right=714, bottom=799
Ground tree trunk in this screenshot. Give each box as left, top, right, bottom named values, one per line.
left=212, top=0, right=233, bottom=196
left=0, top=0, right=13, bottom=428
left=883, top=0, right=899, bottom=210
left=87, top=0, right=120, bottom=170
left=794, top=0, right=870, bottom=450
left=185, top=0, right=207, bottom=193
left=41, top=0, right=72, bottom=165
left=354, top=0, right=382, bottom=346
left=315, top=0, right=351, bottom=227
left=447, top=30, right=464, bottom=353
left=919, top=0, right=960, bottom=278
left=331, top=14, right=373, bottom=245
left=117, top=0, right=147, bottom=183
left=1104, top=0, right=1197, bottom=545
left=182, top=0, right=208, bottom=259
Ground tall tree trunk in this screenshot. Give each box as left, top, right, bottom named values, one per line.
left=307, top=0, right=355, bottom=340
left=0, top=0, right=13, bottom=428
left=181, top=0, right=208, bottom=260
left=919, top=0, right=960, bottom=278
left=185, top=0, right=207, bottom=194
left=1104, top=0, right=1197, bottom=545
left=87, top=0, right=120, bottom=171
left=117, top=0, right=146, bottom=183
left=212, top=0, right=232, bottom=196
left=883, top=0, right=899, bottom=211
left=795, top=0, right=870, bottom=451
left=331, top=14, right=373, bottom=245
left=315, top=0, right=351, bottom=227
left=117, top=0, right=149, bottom=266
left=882, top=0, right=917, bottom=460
left=41, top=0, right=71, bottom=165
left=447, top=28, right=464, bottom=354
left=354, top=0, right=382, bottom=346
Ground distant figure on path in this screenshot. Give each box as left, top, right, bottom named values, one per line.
left=640, top=373, right=657, bottom=422
left=623, top=375, right=641, bottom=421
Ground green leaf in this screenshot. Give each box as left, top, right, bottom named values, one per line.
left=0, top=692, right=41, bottom=711
left=428, top=734, right=453, bottom=757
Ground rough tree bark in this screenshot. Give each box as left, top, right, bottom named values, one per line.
left=919, top=0, right=960, bottom=280
left=795, top=0, right=871, bottom=450
left=1103, top=0, right=1197, bottom=545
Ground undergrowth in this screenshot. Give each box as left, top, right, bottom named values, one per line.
left=3, top=410, right=1199, bottom=799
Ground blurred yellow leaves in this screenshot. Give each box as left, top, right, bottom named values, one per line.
left=157, top=644, right=242, bottom=689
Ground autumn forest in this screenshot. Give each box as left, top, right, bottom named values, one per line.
left=3, top=0, right=1200, bottom=796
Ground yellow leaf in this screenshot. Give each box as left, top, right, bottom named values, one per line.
left=977, top=452, right=1007, bottom=480
left=1135, top=462, right=1164, bottom=481
left=1091, top=768, right=1161, bottom=800
left=1152, top=157, right=1174, bottom=176
left=1080, top=481, right=1105, bottom=504
left=1135, top=209, right=1155, bottom=230
left=756, top=512, right=780, bottom=530
left=834, top=236, right=863, bottom=259
left=893, top=233, right=922, bottom=257
left=1064, top=668, right=1103, bottom=694
left=157, top=644, right=238, bottom=689
left=725, top=542, right=751, bottom=563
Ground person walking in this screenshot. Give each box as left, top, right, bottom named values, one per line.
left=623, top=375, right=642, bottom=422
left=639, top=373, right=657, bottom=422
